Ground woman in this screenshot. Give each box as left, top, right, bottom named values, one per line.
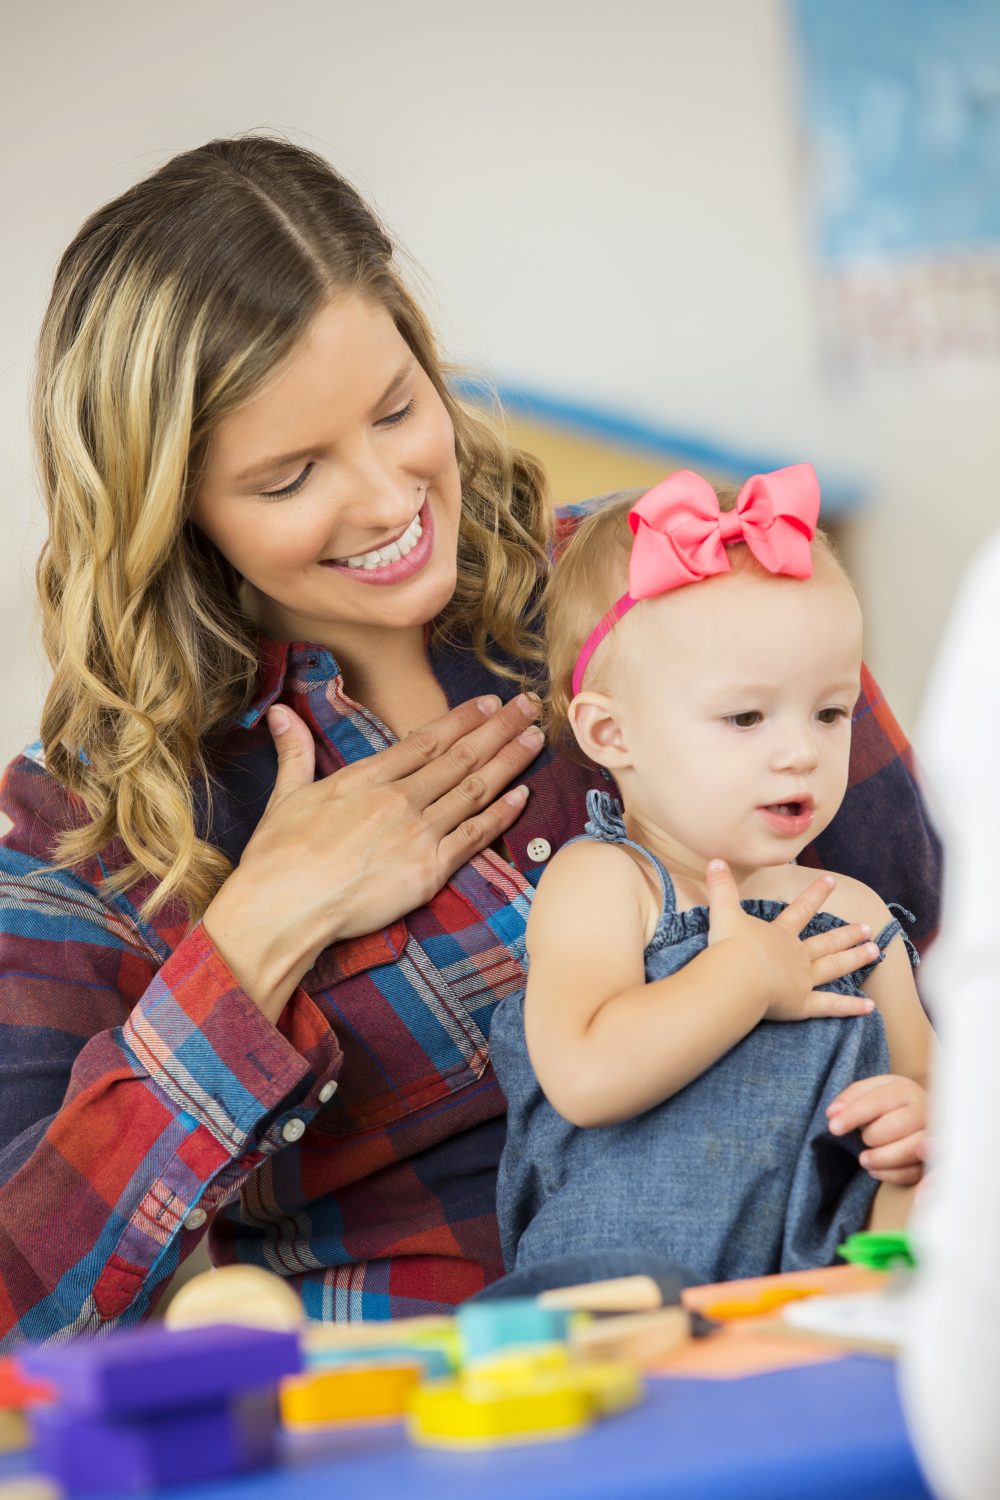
left=0, top=136, right=941, bottom=1347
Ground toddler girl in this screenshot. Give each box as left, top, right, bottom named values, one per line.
left=490, top=465, right=933, bottom=1284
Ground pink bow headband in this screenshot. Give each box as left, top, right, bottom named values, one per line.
left=570, top=464, right=821, bottom=696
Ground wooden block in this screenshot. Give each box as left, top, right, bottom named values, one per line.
left=164, top=1265, right=303, bottom=1333
left=0, top=1409, right=30, bottom=1455
left=280, top=1361, right=422, bottom=1428
left=572, top=1306, right=690, bottom=1367
left=537, top=1275, right=664, bottom=1313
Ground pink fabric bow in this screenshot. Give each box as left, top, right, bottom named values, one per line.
left=571, top=464, right=820, bottom=696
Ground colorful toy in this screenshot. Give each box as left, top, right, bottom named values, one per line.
left=164, top=1263, right=304, bottom=1332
left=408, top=1351, right=644, bottom=1450
left=19, top=1323, right=300, bottom=1493
left=572, top=1305, right=690, bottom=1365
left=0, top=1357, right=55, bottom=1456
left=280, top=1359, right=423, bottom=1428
left=703, top=1285, right=823, bottom=1320
left=837, top=1231, right=916, bottom=1270
left=538, top=1272, right=680, bottom=1313
left=456, top=1299, right=573, bottom=1362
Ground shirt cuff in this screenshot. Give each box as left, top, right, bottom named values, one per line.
left=121, top=921, right=342, bottom=1159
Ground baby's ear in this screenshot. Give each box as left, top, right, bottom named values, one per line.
left=568, top=692, right=633, bottom=770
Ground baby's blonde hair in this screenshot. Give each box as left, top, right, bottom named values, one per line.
left=544, top=482, right=844, bottom=751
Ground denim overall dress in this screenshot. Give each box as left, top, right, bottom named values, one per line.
left=491, top=791, right=917, bottom=1285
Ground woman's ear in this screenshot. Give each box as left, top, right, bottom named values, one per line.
left=568, top=692, right=633, bottom=770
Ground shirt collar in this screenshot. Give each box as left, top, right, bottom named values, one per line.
left=239, top=633, right=293, bottom=729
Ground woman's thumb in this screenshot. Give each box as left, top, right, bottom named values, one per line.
left=266, top=704, right=315, bottom=796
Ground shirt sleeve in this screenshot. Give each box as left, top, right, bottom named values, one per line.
left=0, top=832, right=343, bottom=1350
left=801, top=663, right=943, bottom=952
left=898, top=531, right=1000, bottom=1500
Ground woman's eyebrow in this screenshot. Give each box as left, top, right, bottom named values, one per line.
left=233, top=358, right=417, bottom=487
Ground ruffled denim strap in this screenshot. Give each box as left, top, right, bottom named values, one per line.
left=571, top=790, right=678, bottom=923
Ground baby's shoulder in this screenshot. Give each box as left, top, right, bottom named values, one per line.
left=755, top=864, right=892, bottom=930
left=532, top=836, right=662, bottom=942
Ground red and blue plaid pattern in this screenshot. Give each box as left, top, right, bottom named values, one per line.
left=0, top=510, right=941, bottom=1348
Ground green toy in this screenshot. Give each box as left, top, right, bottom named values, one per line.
left=837, top=1230, right=916, bottom=1270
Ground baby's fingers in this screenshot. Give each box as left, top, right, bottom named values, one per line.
left=866, top=1164, right=924, bottom=1186
left=808, top=940, right=880, bottom=991
left=859, top=1131, right=926, bottom=1174
left=828, top=1077, right=918, bottom=1137
left=802, top=989, right=876, bottom=1020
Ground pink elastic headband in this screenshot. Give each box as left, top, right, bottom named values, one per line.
left=571, top=464, right=821, bottom=697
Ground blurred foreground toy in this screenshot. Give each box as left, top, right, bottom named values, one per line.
left=837, top=1231, right=916, bottom=1271
left=408, top=1341, right=644, bottom=1450
left=20, top=1324, right=300, bottom=1493
left=164, top=1263, right=303, bottom=1332
left=0, top=1360, right=54, bottom=1456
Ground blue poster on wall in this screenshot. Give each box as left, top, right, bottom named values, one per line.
left=793, top=0, right=1000, bottom=386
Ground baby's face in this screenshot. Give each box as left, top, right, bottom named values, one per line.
left=610, top=551, right=863, bottom=875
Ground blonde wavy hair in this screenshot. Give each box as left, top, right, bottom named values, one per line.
left=545, top=483, right=843, bottom=752
left=34, top=136, right=550, bottom=924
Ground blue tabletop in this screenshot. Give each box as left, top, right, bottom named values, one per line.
left=2, top=1355, right=931, bottom=1499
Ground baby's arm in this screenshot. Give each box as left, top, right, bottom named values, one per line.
left=824, top=882, right=934, bottom=1224
left=524, top=842, right=877, bottom=1129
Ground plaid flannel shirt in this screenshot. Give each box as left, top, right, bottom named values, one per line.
left=0, top=511, right=941, bottom=1349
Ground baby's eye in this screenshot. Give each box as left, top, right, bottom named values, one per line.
left=817, top=707, right=848, bottom=725
left=725, top=711, right=762, bottom=729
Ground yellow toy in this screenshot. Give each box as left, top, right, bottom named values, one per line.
left=407, top=1339, right=644, bottom=1449
left=280, top=1359, right=423, bottom=1428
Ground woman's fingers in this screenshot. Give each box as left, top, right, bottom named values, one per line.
left=425, top=719, right=545, bottom=836
left=377, top=692, right=541, bottom=800
left=437, top=783, right=532, bottom=871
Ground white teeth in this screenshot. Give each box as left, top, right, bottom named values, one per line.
left=336, top=512, right=423, bottom=569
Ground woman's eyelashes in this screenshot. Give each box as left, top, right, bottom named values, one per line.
left=377, top=398, right=415, bottom=429
left=256, top=400, right=416, bottom=500
left=260, top=462, right=314, bottom=501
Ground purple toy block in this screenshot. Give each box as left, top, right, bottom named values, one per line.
left=30, top=1388, right=278, bottom=1493
left=21, top=1324, right=300, bottom=1417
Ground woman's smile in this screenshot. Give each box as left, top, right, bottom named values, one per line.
left=320, top=495, right=434, bottom=585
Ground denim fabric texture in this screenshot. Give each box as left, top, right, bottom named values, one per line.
left=492, top=791, right=914, bottom=1285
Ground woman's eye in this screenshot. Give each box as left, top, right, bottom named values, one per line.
left=376, top=399, right=415, bottom=428
left=259, top=462, right=313, bottom=500
left=726, top=711, right=762, bottom=729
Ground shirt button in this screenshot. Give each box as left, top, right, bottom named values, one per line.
left=527, top=837, right=552, bottom=863
left=184, top=1207, right=208, bottom=1231
left=318, top=1080, right=338, bottom=1104
left=281, top=1118, right=306, bottom=1143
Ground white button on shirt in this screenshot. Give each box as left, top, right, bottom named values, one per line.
left=184, top=1207, right=207, bottom=1231
left=281, top=1118, right=306, bottom=1143
left=526, top=837, right=552, bottom=863
left=318, top=1081, right=338, bottom=1104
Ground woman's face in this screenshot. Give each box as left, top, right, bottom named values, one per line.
left=190, top=293, right=462, bottom=657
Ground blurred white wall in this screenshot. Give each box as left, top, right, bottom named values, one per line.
left=2, top=0, right=998, bottom=772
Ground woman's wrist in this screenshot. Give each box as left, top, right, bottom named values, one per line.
left=201, top=876, right=330, bottom=1024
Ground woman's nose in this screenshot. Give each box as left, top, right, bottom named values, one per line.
left=342, top=456, right=417, bottom=532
